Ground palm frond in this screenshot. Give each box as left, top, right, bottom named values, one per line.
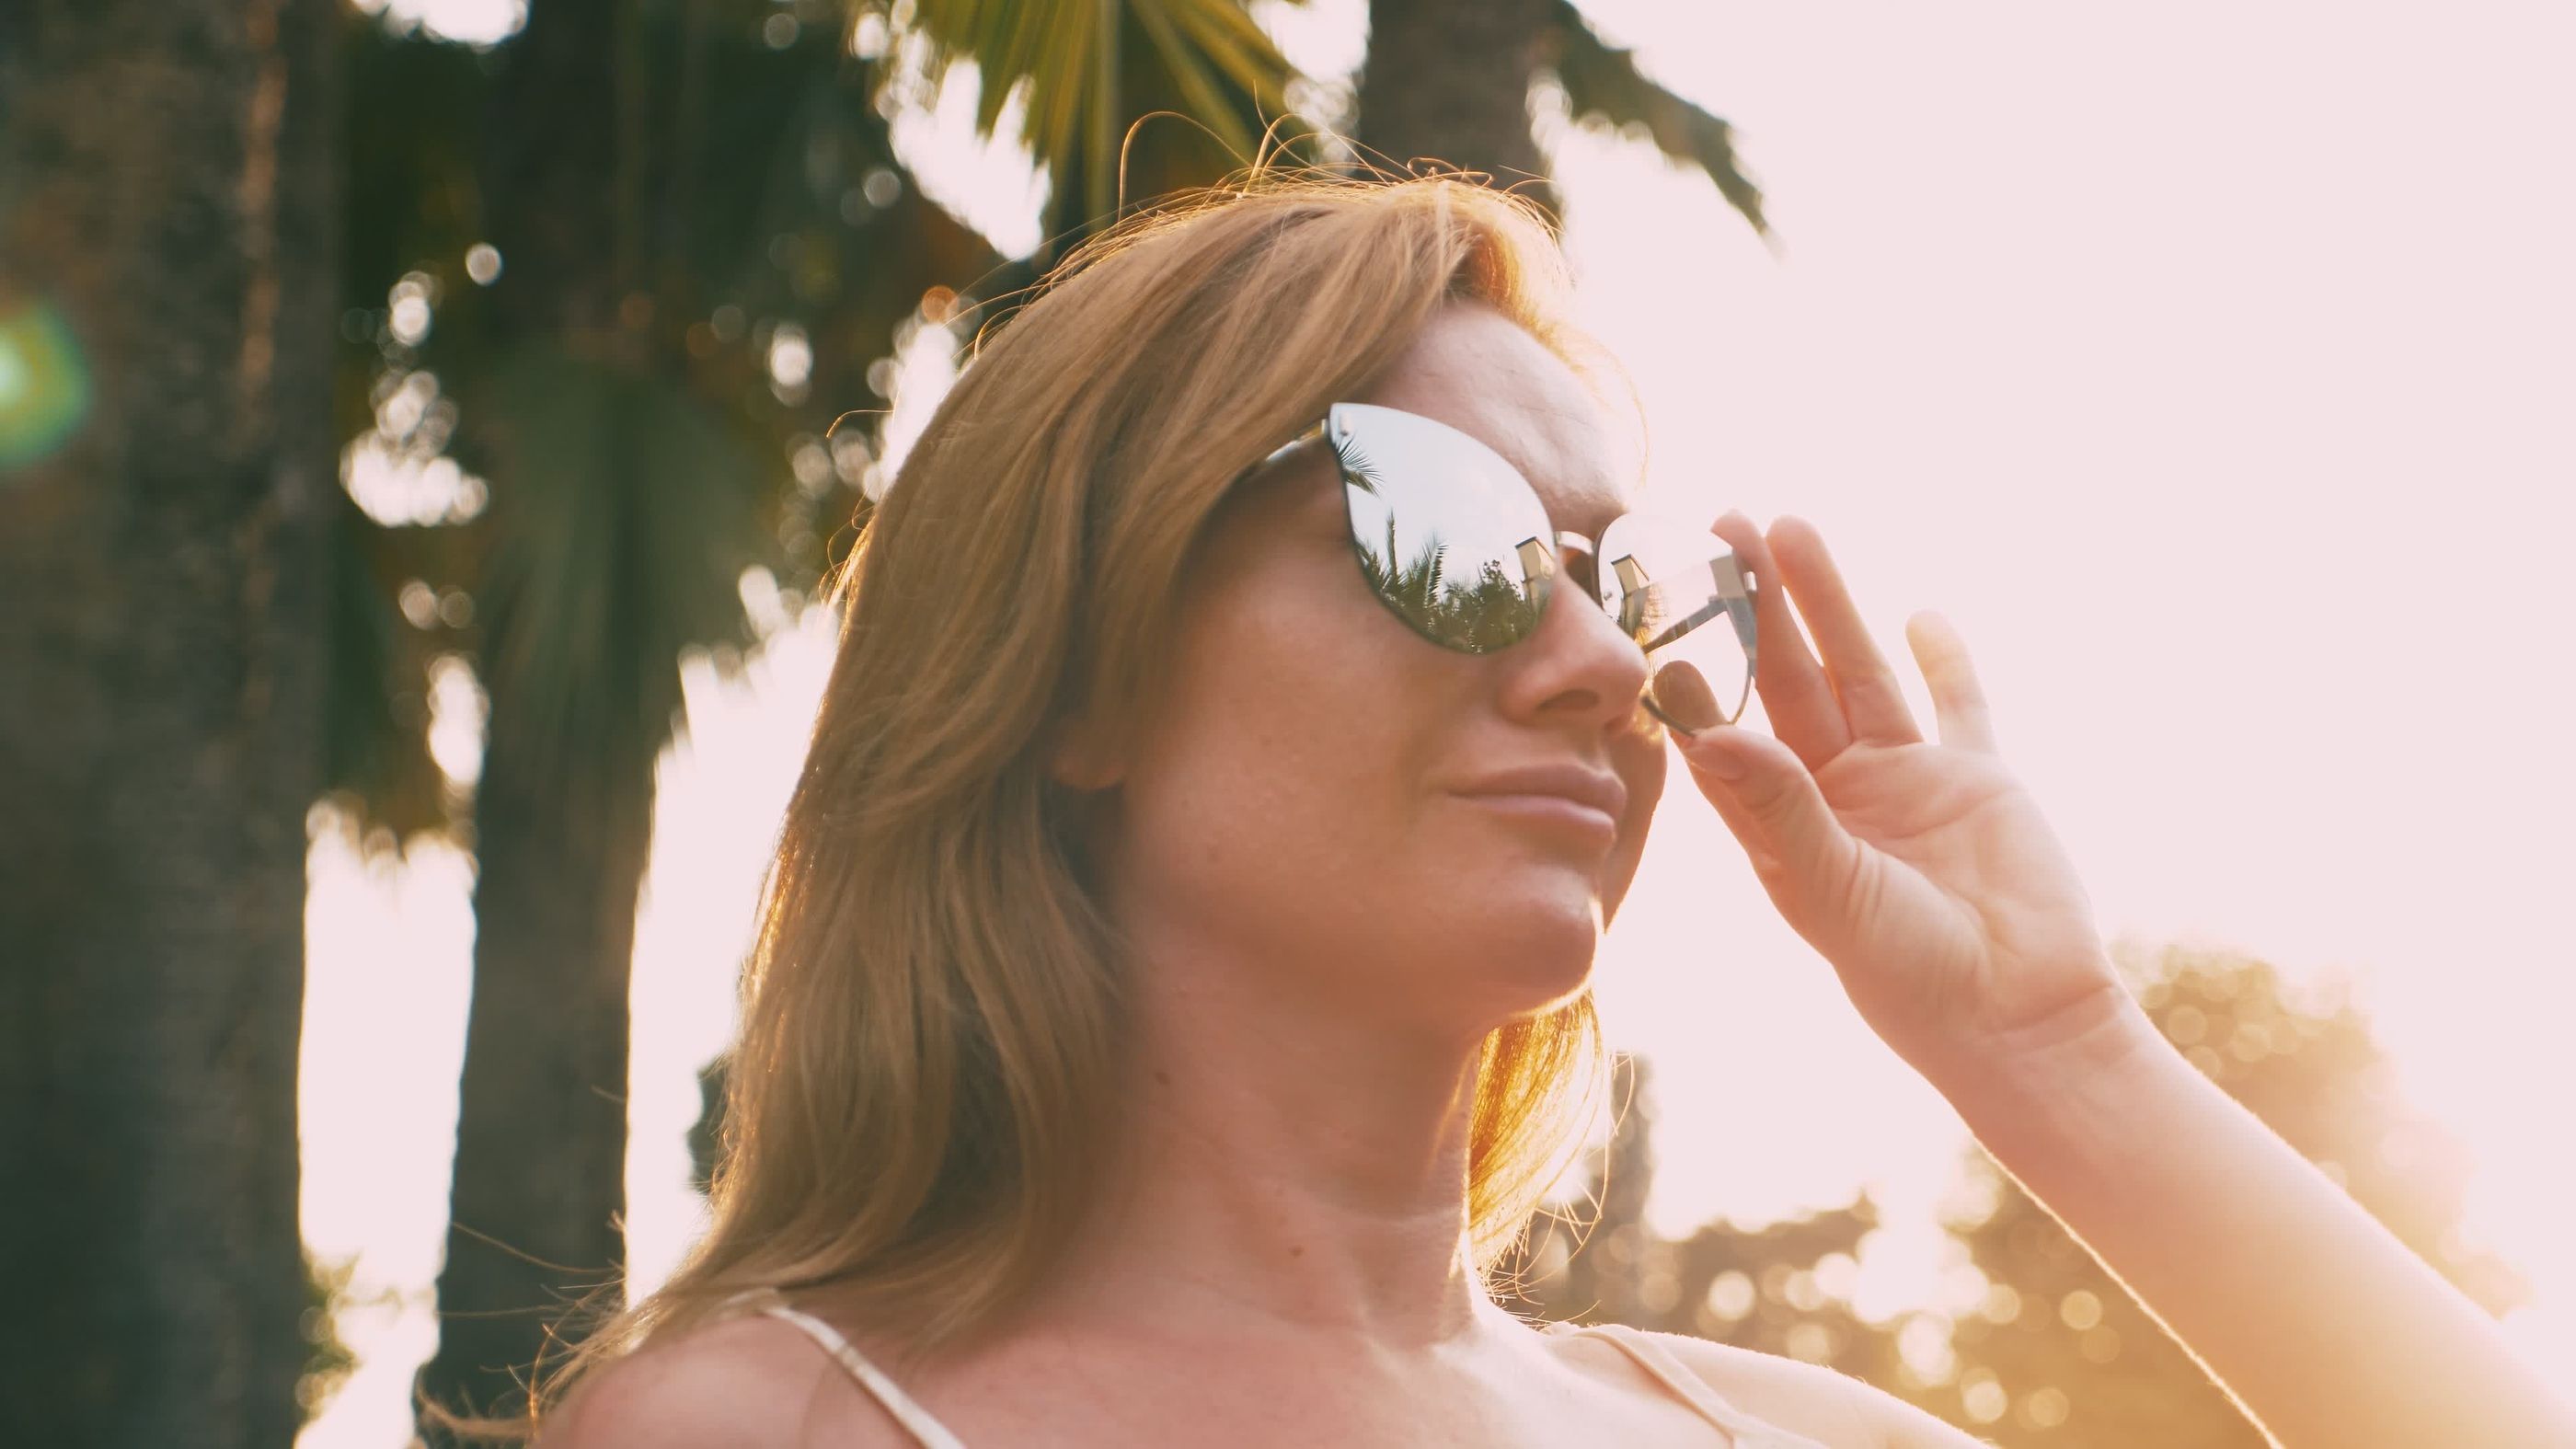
left=322, top=492, right=453, bottom=845
left=897, top=0, right=1316, bottom=240
left=1545, top=0, right=1769, bottom=237
left=467, top=345, right=771, bottom=781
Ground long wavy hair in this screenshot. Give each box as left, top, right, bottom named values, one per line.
left=461, top=165, right=1645, bottom=1435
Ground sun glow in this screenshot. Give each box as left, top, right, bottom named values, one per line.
left=295, top=3, right=2576, bottom=1444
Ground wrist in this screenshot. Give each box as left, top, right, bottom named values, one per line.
left=1921, top=982, right=2166, bottom=1133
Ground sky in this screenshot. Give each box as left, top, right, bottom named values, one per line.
left=302, top=1, right=2576, bottom=1443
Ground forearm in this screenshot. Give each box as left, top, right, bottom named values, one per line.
left=1937, top=988, right=2576, bottom=1448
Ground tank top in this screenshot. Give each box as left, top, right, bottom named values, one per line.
left=722, top=1289, right=1836, bottom=1446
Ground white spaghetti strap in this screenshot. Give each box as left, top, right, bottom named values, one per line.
left=1544, top=1320, right=1835, bottom=1448
left=748, top=1295, right=972, bottom=1449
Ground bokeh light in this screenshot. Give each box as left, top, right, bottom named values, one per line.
left=0, top=301, right=93, bottom=469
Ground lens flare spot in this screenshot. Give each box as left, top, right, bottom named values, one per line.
left=0, top=302, right=93, bottom=470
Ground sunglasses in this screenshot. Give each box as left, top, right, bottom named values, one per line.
left=1252, top=401, right=1760, bottom=738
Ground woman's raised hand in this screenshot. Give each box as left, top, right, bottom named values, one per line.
left=1675, top=512, right=2137, bottom=1088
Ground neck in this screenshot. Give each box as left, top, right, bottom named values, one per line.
left=1031, top=917, right=1507, bottom=1349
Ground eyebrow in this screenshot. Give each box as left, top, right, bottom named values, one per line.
left=1469, top=433, right=1637, bottom=539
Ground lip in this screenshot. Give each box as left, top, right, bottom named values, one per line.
left=1450, top=764, right=1627, bottom=838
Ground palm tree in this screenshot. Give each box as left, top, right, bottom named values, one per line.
left=907, top=0, right=1767, bottom=258
left=1356, top=0, right=1768, bottom=236
left=0, top=0, right=343, bottom=1443
left=344, top=3, right=1007, bottom=1428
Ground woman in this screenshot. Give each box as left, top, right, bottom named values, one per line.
left=517, top=174, right=2575, bottom=1446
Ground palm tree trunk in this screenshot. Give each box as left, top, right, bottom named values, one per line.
left=1354, top=0, right=1560, bottom=221
left=418, top=0, right=656, bottom=1428
left=0, top=0, right=339, bottom=1443
left=420, top=713, right=655, bottom=1424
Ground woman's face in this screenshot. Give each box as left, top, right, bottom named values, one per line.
left=1091, top=301, right=1668, bottom=1037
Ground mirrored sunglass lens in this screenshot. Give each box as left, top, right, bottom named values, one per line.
left=1336, top=405, right=1550, bottom=652
left=1596, top=515, right=1754, bottom=731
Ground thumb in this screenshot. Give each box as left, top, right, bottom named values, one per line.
left=1678, top=725, right=1862, bottom=929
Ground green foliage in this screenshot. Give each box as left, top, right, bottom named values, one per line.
left=323, top=487, right=450, bottom=843
left=901, top=0, right=1324, bottom=237
left=295, top=1253, right=362, bottom=1427
left=1908, top=946, right=2529, bottom=1443
left=687, top=1050, right=731, bottom=1198
left=1542, top=0, right=1768, bottom=238
left=323, top=6, right=1003, bottom=849
left=468, top=343, right=771, bottom=777
left=1501, top=943, right=2529, bottom=1443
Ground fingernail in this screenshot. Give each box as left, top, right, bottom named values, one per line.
left=1685, top=730, right=1749, bottom=780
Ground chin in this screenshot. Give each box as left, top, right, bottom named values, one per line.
left=1444, top=891, right=1604, bottom=1019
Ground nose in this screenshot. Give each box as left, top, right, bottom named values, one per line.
left=1493, top=563, right=1652, bottom=735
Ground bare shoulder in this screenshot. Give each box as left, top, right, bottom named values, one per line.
left=536, top=1311, right=912, bottom=1449
left=1635, top=1330, right=1989, bottom=1449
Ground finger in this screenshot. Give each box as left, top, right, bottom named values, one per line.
left=1905, top=610, right=1998, bottom=754
left=1765, top=515, right=1923, bottom=749
left=1677, top=723, right=1865, bottom=957
left=1707, top=511, right=1849, bottom=771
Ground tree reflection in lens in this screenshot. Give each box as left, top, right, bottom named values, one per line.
left=1350, top=501, right=1545, bottom=652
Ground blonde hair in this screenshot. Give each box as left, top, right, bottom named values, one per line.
left=454, top=165, right=1637, bottom=1436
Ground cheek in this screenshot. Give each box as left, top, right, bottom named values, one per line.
left=1119, top=553, right=1447, bottom=905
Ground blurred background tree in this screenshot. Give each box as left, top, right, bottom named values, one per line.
left=1497, top=941, right=2532, bottom=1444
left=337, top=1, right=1019, bottom=1427
left=0, top=2, right=343, bottom=1445
left=918, top=0, right=1770, bottom=283
left=1354, top=0, right=1768, bottom=236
